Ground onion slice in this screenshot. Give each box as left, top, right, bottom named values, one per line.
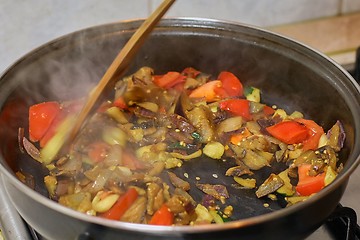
left=22, top=136, right=42, bottom=163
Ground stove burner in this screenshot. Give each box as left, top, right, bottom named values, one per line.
left=325, top=205, right=360, bottom=240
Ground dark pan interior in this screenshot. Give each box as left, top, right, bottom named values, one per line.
left=0, top=19, right=359, bottom=222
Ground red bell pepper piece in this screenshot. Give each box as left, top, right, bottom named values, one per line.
left=39, top=110, right=66, bottom=147
left=262, top=105, right=275, bottom=116
left=295, top=119, right=324, bottom=151
left=296, top=164, right=325, bottom=196
left=266, top=121, right=309, bottom=144
left=189, top=80, right=225, bottom=102
left=29, top=101, right=61, bottom=142
left=100, top=188, right=138, bottom=220
left=218, top=71, right=243, bottom=97
left=39, top=100, right=83, bottom=147
left=153, top=72, right=186, bottom=89
left=230, top=128, right=251, bottom=145
left=149, top=204, right=174, bottom=226
left=219, top=99, right=252, bottom=121
left=113, top=96, right=127, bottom=109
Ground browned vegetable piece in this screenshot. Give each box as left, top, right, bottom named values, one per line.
left=292, top=146, right=337, bottom=176
left=292, top=150, right=317, bottom=167
left=175, top=92, right=193, bottom=117
left=326, top=120, right=345, bottom=152
left=133, top=106, right=158, bottom=119
left=22, top=137, right=41, bottom=162
left=225, top=161, right=254, bottom=177
left=196, top=183, right=229, bottom=203
left=186, top=105, right=215, bottom=143
left=55, top=155, right=83, bottom=176
left=309, top=146, right=337, bottom=176
left=120, top=196, right=147, bottom=223
left=148, top=161, right=165, bottom=176
left=164, top=114, right=197, bottom=134
left=217, top=116, right=243, bottom=135
left=58, top=192, right=92, bottom=212
left=16, top=171, right=35, bottom=190
left=55, top=179, right=74, bottom=197
left=167, top=171, right=191, bottom=191
left=132, top=66, right=154, bottom=85
left=242, top=149, right=272, bottom=170
left=146, top=182, right=164, bottom=215
left=166, top=195, right=188, bottom=214
left=174, top=210, right=195, bottom=225
left=174, top=188, right=196, bottom=206
left=321, top=146, right=338, bottom=171
left=18, top=127, right=25, bottom=153
left=256, top=173, right=284, bottom=198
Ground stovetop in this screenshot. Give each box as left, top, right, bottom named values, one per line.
left=1, top=49, right=360, bottom=240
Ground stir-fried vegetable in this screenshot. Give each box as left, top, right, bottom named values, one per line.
left=29, top=101, right=61, bottom=142
left=100, top=188, right=138, bottom=220
left=20, top=67, right=346, bottom=225
left=295, top=164, right=325, bottom=196
left=217, top=71, right=243, bottom=97
left=266, top=121, right=309, bottom=144
left=149, top=204, right=174, bottom=225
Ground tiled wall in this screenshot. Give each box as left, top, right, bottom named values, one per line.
left=1, top=0, right=360, bottom=72
left=152, top=0, right=359, bottom=26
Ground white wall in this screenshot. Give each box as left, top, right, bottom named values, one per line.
left=1, top=0, right=360, bottom=72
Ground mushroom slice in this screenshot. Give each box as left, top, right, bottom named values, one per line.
left=196, top=183, right=229, bottom=203
left=167, top=171, right=191, bottom=191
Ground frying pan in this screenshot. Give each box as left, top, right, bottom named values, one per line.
left=1, top=18, right=360, bottom=240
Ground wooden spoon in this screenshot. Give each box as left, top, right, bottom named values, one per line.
left=69, top=0, right=175, bottom=141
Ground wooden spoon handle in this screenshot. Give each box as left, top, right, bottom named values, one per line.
left=70, top=0, right=175, bottom=140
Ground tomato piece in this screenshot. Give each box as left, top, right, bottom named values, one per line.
left=29, top=101, right=61, bottom=142
left=153, top=72, right=186, bottom=89
left=189, top=80, right=224, bottom=102
left=266, top=121, right=309, bottom=144
left=100, top=188, right=138, bottom=220
left=218, top=71, right=243, bottom=97
left=295, top=118, right=324, bottom=150
left=296, top=164, right=325, bottom=196
left=87, top=142, right=110, bottom=163
left=219, top=99, right=252, bottom=121
left=149, top=204, right=174, bottom=226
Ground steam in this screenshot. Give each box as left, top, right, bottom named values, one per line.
left=11, top=33, right=128, bottom=105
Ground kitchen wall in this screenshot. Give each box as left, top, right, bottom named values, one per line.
left=1, top=0, right=360, bottom=72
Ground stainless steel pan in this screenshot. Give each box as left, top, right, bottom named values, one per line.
left=1, top=18, right=360, bottom=240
